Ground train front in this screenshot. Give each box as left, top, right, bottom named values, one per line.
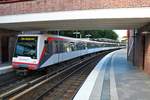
left=12, top=36, right=39, bottom=71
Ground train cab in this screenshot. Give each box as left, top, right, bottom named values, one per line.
left=12, top=36, right=39, bottom=71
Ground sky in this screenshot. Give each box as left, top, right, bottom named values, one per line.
left=113, top=30, right=127, bottom=41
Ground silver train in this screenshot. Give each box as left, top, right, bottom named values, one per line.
left=12, top=34, right=119, bottom=71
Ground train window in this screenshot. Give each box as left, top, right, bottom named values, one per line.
left=76, top=43, right=79, bottom=50
left=45, top=41, right=49, bottom=54
left=76, top=42, right=86, bottom=50
left=102, top=44, right=105, bottom=47
left=59, top=40, right=64, bottom=53
left=70, top=42, right=76, bottom=51
left=76, top=42, right=81, bottom=50
left=85, top=43, right=88, bottom=49
left=53, top=40, right=59, bottom=53
left=87, top=43, right=90, bottom=49
left=63, top=41, right=70, bottom=52
left=98, top=44, right=102, bottom=47
left=14, top=36, right=37, bottom=59
left=45, top=41, right=53, bottom=55
left=44, top=40, right=48, bottom=44
left=87, top=43, right=93, bottom=48
left=83, top=42, right=86, bottom=49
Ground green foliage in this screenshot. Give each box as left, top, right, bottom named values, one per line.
left=49, top=30, right=118, bottom=40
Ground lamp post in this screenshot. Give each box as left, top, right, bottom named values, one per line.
left=86, top=34, right=92, bottom=39
left=57, top=30, right=60, bottom=36
left=73, top=32, right=81, bottom=38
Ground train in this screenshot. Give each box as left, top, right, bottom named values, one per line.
left=12, top=34, right=120, bottom=72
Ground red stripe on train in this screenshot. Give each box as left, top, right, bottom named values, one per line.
left=47, top=37, right=64, bottom=42
left=38, top=47, right=46, bottom=63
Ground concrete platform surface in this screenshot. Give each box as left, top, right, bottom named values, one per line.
left=0, top=63, right=12, bottom=75
left=74, top=49, right=150, bottom=100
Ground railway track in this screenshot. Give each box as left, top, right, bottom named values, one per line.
left=0, top=71, right=16, bottom=88
left=0, top=71, right=46, bottom=95
left=40, top=53, right=103, bottom=100
left=0, top=53, right=87, bottom=95
left=0, top=50, right=112, bottom=100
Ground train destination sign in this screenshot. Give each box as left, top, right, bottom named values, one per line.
left=18, top=37, right=37, bottom=41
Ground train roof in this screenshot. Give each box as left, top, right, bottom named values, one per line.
left=17, top=33, right=118, bottom=44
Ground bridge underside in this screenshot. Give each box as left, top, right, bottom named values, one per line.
left=0, top=18, right=149, bottom=31
left=0, top=8, right=149, bottom=31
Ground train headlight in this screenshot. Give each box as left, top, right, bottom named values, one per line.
left=33, top=61, right=37, bottom=64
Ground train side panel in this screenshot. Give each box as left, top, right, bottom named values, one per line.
left=40, top=47, right=116, bottom=68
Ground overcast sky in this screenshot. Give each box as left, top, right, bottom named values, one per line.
left=113, top=30, right=127, bottom=41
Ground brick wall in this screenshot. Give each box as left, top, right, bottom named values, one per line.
left=128, top=23, right=150, bottom=74
left=0, top=0, right=150, bottom=15
left=133, top=31, right=144, bottom=69
left=143, top=24, right=150, bottom=74
left=127, top=29, right=144, bottom=69
left=144, top=34, right=150, bottom=74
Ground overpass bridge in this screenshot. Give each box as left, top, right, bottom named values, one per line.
left=0, top=0, right=149, bottom=74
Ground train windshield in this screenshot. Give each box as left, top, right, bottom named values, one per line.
left=14, top=36, right=38, bottom=59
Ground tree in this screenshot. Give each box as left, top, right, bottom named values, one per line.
left=48, top=30, right=118, bottom=40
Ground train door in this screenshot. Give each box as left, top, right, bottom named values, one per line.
left=1, top=36, right=9, bottom=63
left=52, top=40, right=59, bottom=53
left=52, top=40, right=59, bottom=63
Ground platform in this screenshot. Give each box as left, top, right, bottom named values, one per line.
left=74, top=49, right=150, bottom=100
left=0, top=63, right=13, bottom=75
